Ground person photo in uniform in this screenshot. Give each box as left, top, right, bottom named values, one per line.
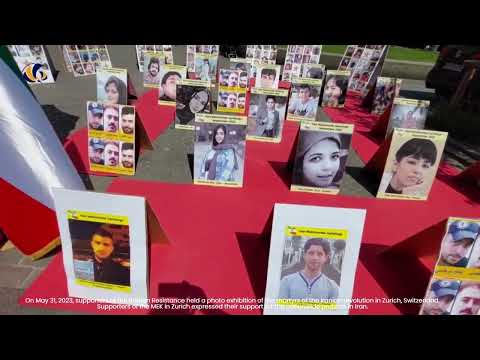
left=88, top=102, right=104, bottom=130
left=450, top=282, right=480, bottom=315
left=89, top=139, right=105, bottom=165
left=175, top=86, right=211, bottom=125
left=438, top=221, right=478, bottom=267
left=421, top=280, right=459, bottom=315
left=200, top=125, right=239, bottom=181
left=255, top=96, right=280, bottom=138
left=104, top=141, right=120, bottom=167
left=279, top=238, right=339, bottom=300
left=292, top=131, right=350, bottom=189
left=103, top=104, right=119, bottom=133
left=288, top=84, right=318, bottom=118
left=144, top=57, right=161, bottom=86
left=322, top=75, right=348, bottom=107
left=379, top=138, right=438, bottom=196
left=159, top=71, right=181, bottom=101
left=120, top=142, right=134, bottom=168
left=120, top=106, right=135, bottom=135
left=103, top=75, right=127, bottom=105
left=89, top=227, right=130, bottom=286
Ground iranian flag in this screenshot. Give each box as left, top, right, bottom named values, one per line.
left=0, top=57, right=85, bottom=258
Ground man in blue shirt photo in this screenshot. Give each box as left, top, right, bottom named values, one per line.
left=279, top=238, right=339, bottom=300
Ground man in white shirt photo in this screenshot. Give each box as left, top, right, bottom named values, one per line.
left=288, top=84, right=318, bottom=119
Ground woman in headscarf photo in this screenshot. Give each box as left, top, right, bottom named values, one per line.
left=200, top=125, right=239, bottom=181
left=175, top=87, right=211, bottom=126
left=292, top=131, right=350, bottom=189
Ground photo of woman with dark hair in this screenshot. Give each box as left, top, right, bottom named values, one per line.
left=199, top=125, right=240, bottom=181
left=175, top=84, right=211, bottom=127
left=103, top=76, right=127, bottom=105
left=322, top=74, right=349, bottom=108
left=378, top=136, right=442, bottom=197
left=292, top=130, right=351, bottom=190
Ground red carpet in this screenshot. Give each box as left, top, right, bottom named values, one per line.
left=19, top=93, right=480, bottom=315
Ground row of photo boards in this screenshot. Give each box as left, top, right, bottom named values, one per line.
left=4, top=44, right=341, bottom=85
left=88, top=64, right=447, bottom=203
left=338, top=44, right=389, bottom=95
left=51, top=188, right=480, bottom=315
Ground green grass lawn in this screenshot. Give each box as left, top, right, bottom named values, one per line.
left=278, top=44, right=438, bottom=63
left=322, top=45, right=439, bottom=63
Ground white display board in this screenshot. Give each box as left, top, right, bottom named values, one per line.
left=264, top=203, right=366, bottom=315
left=52, top=188, right=149, bottom=305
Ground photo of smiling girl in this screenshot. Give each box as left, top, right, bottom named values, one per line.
left=377, top=128, right=448, bottom=200
left=291, top=122, right=353, bottom=195
left=321, top=71, right=350, bottom=108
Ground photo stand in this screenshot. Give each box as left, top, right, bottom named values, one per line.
left=368, top=103, right=392, bottom=139
left=360, top=80, right=376, bottom=110
left=363, top=132, right=393, bottom=178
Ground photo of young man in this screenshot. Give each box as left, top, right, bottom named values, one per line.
left=143, top=56, right=161, bottom=86
left=120, top=106, right=135, bottom=135
left=103, top=105, right=119, bottom=133
left=239, top=71, right=248, bottom=88
left=438, top=220, right=478, bottom=267
left=104, top=141, right=120, bottom=167
left=256, top=67, right=279, bottom=89
left=87, top=102, right=104, bottom=130
left=279, top=238, right=340, bottom=300
left=89, top=138, right=105, bottom=165
left=159, top=68, right=185, bottom=103
left=121, top=142, right=135, bottom=169
left=254, top=96, right=280, bottom=138
left=421, top=279, right=460, bottom=315
left=288, top=84, right=319, bottom=118
left=226, top=93, right=237, bottom=108
left=450, top=282, right=480, bottom=315
left=72, top=224, right=130, bottom=286
left=237, top=94, right=246, bottom=110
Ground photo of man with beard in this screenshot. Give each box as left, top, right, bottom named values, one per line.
left=120, top=106, right=135, bottom=135
left=120, top=142, right=135, bottom=169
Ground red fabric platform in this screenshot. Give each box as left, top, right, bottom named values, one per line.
left=20, top=94, right=480, bottom=315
